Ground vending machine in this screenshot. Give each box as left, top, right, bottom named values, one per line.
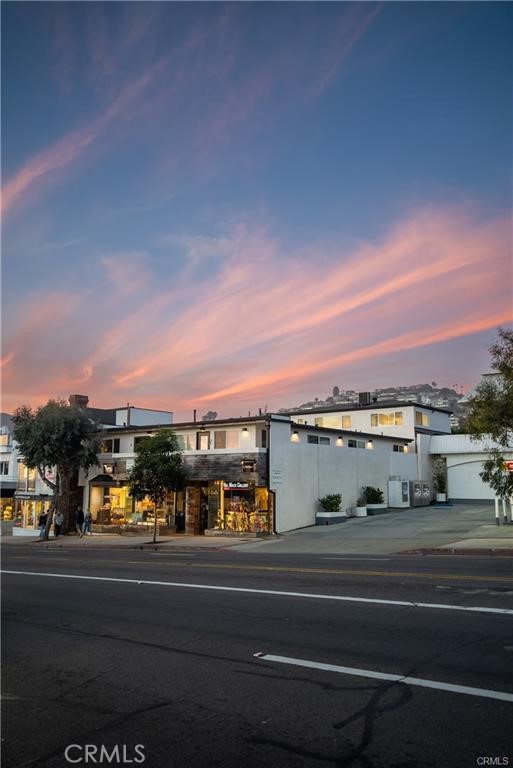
left=388, top=480, right=410, bottom=508
left=409, top=481, right=431, bottom=507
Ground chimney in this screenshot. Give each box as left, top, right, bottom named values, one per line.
left=358, top=392, right=371, bottom=406
left=69, top=394, right=89, bottom=408
left=193, top=410, right=197, bottom=423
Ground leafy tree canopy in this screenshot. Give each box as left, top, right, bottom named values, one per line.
left=12, top=399, right=101, bottom=488
left=12, top=399, right=102, bottom=537
left=127, top=429, right=187, bottom=508
left=464, top=328, right=513, bottom=497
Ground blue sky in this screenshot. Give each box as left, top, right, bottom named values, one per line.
left=2, top=2, right=512, bottom=418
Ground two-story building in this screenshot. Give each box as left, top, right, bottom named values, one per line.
left=287, top=395, right=452, bottom=443
left=80, top=414, right=418, bottom=535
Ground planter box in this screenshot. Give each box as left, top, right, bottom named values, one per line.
left=367, top=503, right=388, bottom=516
left=436, top=493, right=447, bottom=503
left=316, top=512, right=348, bottom=526
left=350, top=506, right=367, bottom=517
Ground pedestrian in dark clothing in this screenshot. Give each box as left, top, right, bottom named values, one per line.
left=54, top=511, right=64, bottom=537
left=75, top=506, right=85, bottom=537
left=83, top=511, right=92, bottom=536
left=38, top=512, right=48, bottom=540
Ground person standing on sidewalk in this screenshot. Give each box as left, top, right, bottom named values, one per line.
left=38, top=511, right=48, bottom=540
left=54, top=510, right=64, bottom=537
left=75, top=506, right=85, bottom=537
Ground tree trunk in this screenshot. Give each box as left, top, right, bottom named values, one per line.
left=153, top=501, right=158, bottom=543
left=59, top=469, right=72, bottom=534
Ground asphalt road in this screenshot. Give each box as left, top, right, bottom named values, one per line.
left=2, top=547, right=513, bottom=768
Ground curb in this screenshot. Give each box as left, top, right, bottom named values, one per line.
left=398, top=547, right=513, bottom=557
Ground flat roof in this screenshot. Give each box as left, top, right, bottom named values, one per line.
left=286, top=400, right=452, bottom=415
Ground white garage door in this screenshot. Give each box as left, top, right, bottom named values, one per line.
left=446, top=457, right=493, bottom=500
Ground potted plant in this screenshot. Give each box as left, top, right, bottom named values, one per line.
left=317, top=494, right=346, bottom=525
left=435, top=473, right=447, bottom=503
left=351, top=490, right=367, bottom=517
left=364, top=486, right=387, bottom=515
left=432, top=458, right=447, bottom=503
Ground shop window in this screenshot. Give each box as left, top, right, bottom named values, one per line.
left=393, top=444, right=405, bottom=452
left=319, top=437, right=330, bottom=445
left=307, top=435, right=319, bottom=444
left=0, top=461, right=9, bottom=475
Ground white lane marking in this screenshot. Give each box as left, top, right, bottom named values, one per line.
left=253, top=653, right=513, bottom=703
left=2, top=570, right=513, bottom=616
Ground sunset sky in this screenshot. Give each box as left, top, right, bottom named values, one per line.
left=2, top=2, right=512, bottom=420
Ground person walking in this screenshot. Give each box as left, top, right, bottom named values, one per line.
left=54, top=510, right=64, bottom=537
left=75, top=506, right=85, bottom=537
left=83, top=511, right=93, bottom=536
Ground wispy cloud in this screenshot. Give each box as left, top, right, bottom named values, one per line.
left=1, top=63, right=161, bottom=216
left=2, top=204, right=511, bottom=415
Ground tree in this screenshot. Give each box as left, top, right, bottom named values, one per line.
left=127, top=429, right=187, bottom=542
left=464, top=328, right=513, bottom=498
left=12, top=399, right=101, bottom=539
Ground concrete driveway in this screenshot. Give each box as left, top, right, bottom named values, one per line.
left=236, top=502, right=513, bottom=555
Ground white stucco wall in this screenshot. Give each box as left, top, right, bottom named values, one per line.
left=294, top=405, right=451, bottom=440
left=270, top=420, right=418, bottom=533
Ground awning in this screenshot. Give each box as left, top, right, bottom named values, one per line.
left=88, top=474, right=117, bottom=487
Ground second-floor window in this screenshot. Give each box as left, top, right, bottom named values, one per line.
left=99, top=438, right=121, bottom=453
left=0, top=434, right=10, bottom=446
left=415, top=412, right=429, bottom=427
left=371, top=412, right=403, bottom=427
left=0, top=461, right=9, bottom=475
left=213, top=430, right=239, bottom=449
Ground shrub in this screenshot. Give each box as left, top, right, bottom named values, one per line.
left=318, top=494, right=342, bottom=513
left=363, top=486, right=384, bottom=504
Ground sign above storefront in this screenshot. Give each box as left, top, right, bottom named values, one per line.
left=505, top=460, right=513, bottom=472
left=224, top=482, right=249, bottom=490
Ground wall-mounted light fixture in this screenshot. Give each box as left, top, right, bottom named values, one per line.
left=242, top=427, right=248, bottom=433
left=404, top=444, right=409, bottom=453
left=336, top=436, right=343, bottom=447
left=291, top=430, right=300, bottom=443
left=366, top=439, right=374, bottom=449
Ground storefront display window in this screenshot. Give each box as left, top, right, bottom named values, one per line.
left=201, top=482, right=271, bottom=534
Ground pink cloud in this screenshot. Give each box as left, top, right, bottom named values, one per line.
left=1, top=205, right=511, bottom=416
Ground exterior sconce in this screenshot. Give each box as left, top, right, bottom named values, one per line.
left=366, top=439, right=374, bottom=449
left=336, top=436, right=343, bottom=446
left=404, top=444, right=409, bottom=453
left=291, top=430, right=300, bottom=443
left=242, top=427, right=248, bottom=433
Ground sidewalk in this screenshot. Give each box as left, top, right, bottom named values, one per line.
left=0, top=532, right=255, bottom=552
left=2, top=503, right=513, bottom=556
